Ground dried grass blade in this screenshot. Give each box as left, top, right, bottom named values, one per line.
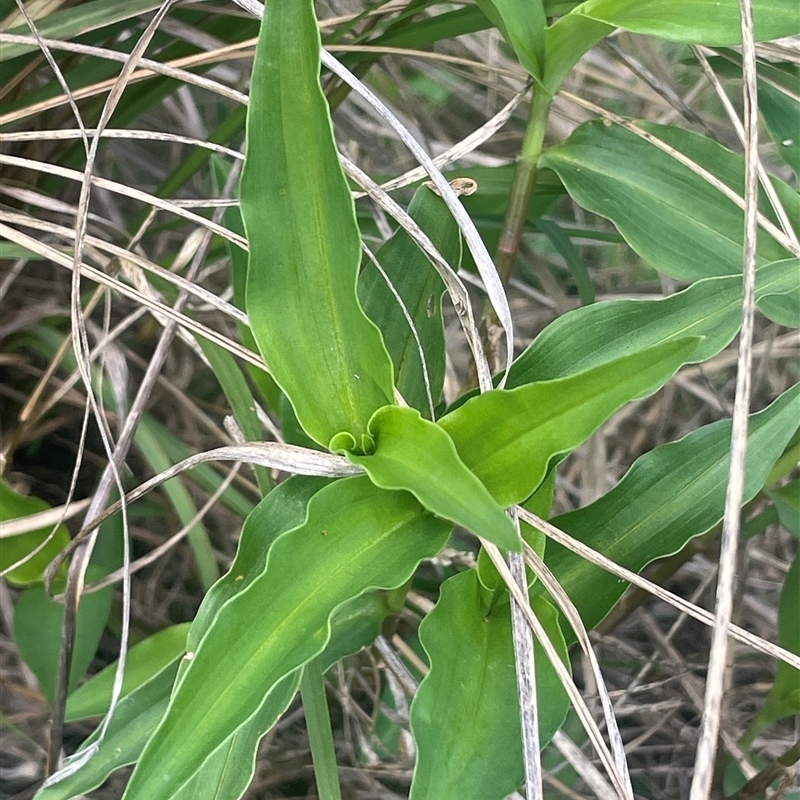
left=515, top=508, right=800, bottom=672
left=690, top=0, right=760, bottom=795
left=522, top=541, right=632, bottom=796
left=482, top=539, right=634, bottom=800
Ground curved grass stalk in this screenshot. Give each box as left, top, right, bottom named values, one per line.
left=522, top=542, right=632, bottom=795
left=0, top=211, right=249, bottom=326
left=0, top=154, right=247, bottom=249
left=516, top=508, right=800, bottom=672
left=482, top=539, right=635, bottom=800
left=0, top=33, right=249, bottom=125
left=320, top=45, right=514, bottom=390
left=690, top=0, right=761, bottom=794
left=0, top=224, right=264, bottom=371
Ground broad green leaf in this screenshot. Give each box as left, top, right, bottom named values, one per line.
left=359, top=185, right=456, bottom=418
left=34, top=660, right=181, bottom=800
left=173, top=590, right=391, bottom=800
left=543, top=383, right=800, bottom=636
left=241, top=0, right=394, bottom=449
left=13, top=567, right=113, bottom=704
left=540, top=121, right=797, bottom=281
left=477, top=469, right=555, bottom=590
left=0, top=479, right=70, bottom=585
left=189, top=475, right=330, bottom=653
left=122, top=476, right=451, bottom=800
left=65, top=624, right=190, bottom=722
left=757, top=258, right=800, bottom=328
left=759, top=79, right=800, bottom=175
left=152, top=477, right=391, bottom=800
left=48, top=591, right=391, bottom=800
left=410, top=571, right=568, bottom=800
left=571, top=0, right=800, bottom=45
left=506, top=259, right=800, bottom=387
left=334, top=406, right=520, bottom=551
left=542, top=13, right=613, bottom=96
left=169, top=672, right=302, bottom=800
left=475, top=0, right=547, bottom=78
left=440, top=337, right=700, bottom=506
left=741, top=552, right=800, bottom=747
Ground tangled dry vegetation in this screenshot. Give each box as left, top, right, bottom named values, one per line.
left=1, top=1, right=798, bottom=798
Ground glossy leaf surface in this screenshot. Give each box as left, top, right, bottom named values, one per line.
left=441, top=337, right=700, bottom=506
left=359, top=185, right=455, bottom=418
left=410, top=570, right=568, bottom=800
left=544, top=384, right=800, bottom=636
left=35, top=661, right=181, bottom=800
left=541, top=121, right=797, bottom=280
left=336, top=406, right=519, bottom=551
left=188, top=475, right=330, bottom=653
left=65, top=623, right=190, bottom=722
left=572, top=0, right=800, bottom=45
left=122, top=476, right=450, bottom=799
left=506, top=258, right=799, bottom=387
left=241, top=0, right=394, bottom=448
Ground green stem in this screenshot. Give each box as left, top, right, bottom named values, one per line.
left=464, top=88, right=552, bottom=387
left=494, top=87, right=552, bottom=287
left=300, top=657, right=343, bottom=800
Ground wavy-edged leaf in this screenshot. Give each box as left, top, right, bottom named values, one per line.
left=241, top=0, right=394, bottom=449
left=0, top=479, right=70, bottom=585
left=121, top=476, right=450, bottom=799
left=507, top=258, right=800, bottom=387
left=410, top=570, right=568, bottom=800
left=34, top=660, right=180, bottom=800
left=572, top=0, right=800, bottom=45
left=65, top=624, right=190, bottom=722
left=334, top=406, right=520, bottom=551
left=189, top=475, right=330, bottom=653
left=359, top=185, right=456, bottom=418
left=540, top=121, right=797, bottom=281
left=544, top=383, right=800, bottom=636
left=440, top=337, right=700, bottom=506
left=172, top=589, right=391, bottom=800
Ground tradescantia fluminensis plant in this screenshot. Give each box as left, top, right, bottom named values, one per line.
left=17, top=0, right=799, bottom=798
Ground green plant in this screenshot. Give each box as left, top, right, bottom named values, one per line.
left=1, top=0, right=798, bottom=798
